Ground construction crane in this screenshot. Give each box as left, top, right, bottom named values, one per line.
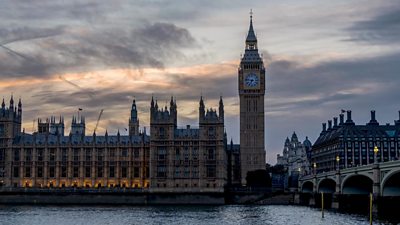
left=94, top=109, right=104, bottom=134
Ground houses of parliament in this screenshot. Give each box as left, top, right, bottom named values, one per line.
left=0, top=14, right=266, bottom=192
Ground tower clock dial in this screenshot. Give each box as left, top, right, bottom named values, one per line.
left=244, top=73, right=259, bottom=87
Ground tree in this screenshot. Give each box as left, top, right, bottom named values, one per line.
left=246, top=169, right=271, bottom=187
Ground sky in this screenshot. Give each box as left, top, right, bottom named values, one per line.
left=0, top=0, right=400, bottom=164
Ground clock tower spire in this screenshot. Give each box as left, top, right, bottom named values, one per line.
left=238, top=11, right=266, bottom=185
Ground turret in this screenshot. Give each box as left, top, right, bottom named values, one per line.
left=129, top=98, right=140, bottom=136
left=199, top=96, right=205, bottom=122
left=9, top=95, right=14, bottom=110
left=219, top=96, right=224, bottom=122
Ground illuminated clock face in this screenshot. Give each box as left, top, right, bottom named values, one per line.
left=245, top=73, right=259, bottom=87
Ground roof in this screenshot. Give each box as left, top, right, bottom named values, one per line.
left=12, top=133, right=150, bottom=146
left=313, top=124, right=400, bottom=148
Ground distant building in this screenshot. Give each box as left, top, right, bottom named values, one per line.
left=312, top=110, right=400, bottom=173
left=276, top=132, right=311, bottom=190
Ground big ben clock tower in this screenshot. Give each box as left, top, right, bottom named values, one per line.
left=239, top=12, right=266, bottom=184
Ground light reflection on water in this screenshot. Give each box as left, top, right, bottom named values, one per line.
left=0, top=205, right=389, bottom=225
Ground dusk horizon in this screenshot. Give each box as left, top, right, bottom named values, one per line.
left=1, top=0, right=400, bottom=165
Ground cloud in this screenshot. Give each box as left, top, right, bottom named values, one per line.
left=345, top=3, right=400, bottom=44
left=0, top=22, right=197, bottom=79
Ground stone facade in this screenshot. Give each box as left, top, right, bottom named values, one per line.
left=0, top=96, right=227, bottom=192
left=149, top=96, right=226, bottom=192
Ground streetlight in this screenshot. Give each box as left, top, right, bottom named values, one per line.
left=336, top=155, right=340, bottom=171
left=374, top=146, right=379, bottom=164
left=313, top=162, right=317, bottom=175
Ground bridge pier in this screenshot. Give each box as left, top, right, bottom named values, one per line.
left=372, top=163, right=381, bottom=217
left=332, top=171, right=341, bottom=209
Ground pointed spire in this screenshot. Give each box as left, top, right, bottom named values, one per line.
left=246, top=9, right=257, bottom=43
left=18, top=98, right=22, bottom=108
left=105, top=129, right=108, bottom=137
left=170, top=96, right=174, bottom=106
left=1, top=98, right=5, bottom=108
left=199, top=96, right=204, bottom=107
left=151, top=95, right=154, bottom=108
left=219, top=96, right=223, bottom=106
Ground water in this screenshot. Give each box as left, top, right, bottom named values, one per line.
left=0, top=205, right=391, bottom=225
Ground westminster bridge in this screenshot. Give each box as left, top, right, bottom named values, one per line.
left=297, top=160, right=400, bottom=217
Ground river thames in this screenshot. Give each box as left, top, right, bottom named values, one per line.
left=0, top=205, right=392, bottom=225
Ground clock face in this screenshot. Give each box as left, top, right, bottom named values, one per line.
left=245, top=73, right=259, bottom=87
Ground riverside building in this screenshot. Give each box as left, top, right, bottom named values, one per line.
left=312, top=110, right=400, bottom=173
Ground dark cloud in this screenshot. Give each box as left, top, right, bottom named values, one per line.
left=345, top=3, right=400, bottom=44
left=0, top=22, right=197, bottom=78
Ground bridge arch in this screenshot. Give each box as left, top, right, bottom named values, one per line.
left=317, top=178, right=336, bottom=193
left=381, top=169, right=400, bottom=197
left=301, top=181, right=314, bottom=193
left=342, top=174, right=373, bottom=195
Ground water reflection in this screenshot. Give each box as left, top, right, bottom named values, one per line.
left=0, top=205, right=390, bottom=225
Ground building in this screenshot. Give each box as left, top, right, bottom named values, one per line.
left=0, top=14, right=267, bottom=191
left=0, top=98, right=150, bottom=189
left=276, top=132, right=311, bottom=190
left=0, top=96, right=227, bottom=192
left=312, top=110, right=400, bottom=173
left=239, top=12, right=266, bottom=184
left=149, top=96, right=227, bottom=192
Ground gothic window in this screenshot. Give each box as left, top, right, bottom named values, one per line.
left=159, top=127, right=165, bottom=138
left=208, top=127, right=216, bottom=138
left=206, top=165, right=216, bottom=178
left=61, top=166, right=67, bottom=178
left=25, top=149, right=31, bottom=162
left=207, top=148, right=215, bottom=160
left=157, top=166, right=166, bottom=178
left=121, top=167, right=127, bottom=178
left=97, top=149, right=103, bottom=161
left=184, top=167, right=189, bottom=178
left=49, top=167, right=55, bottom=178
left=73, top=167, right=79, bottom=178
left=192, top=147, right=198, bottom=160
left=49, top=149, right=56, bottom=162
left=122, top=149, right=128, bottom=157
left=133, top=167, right=140, bottom=178
left=97, top=167, right=103, bottom=178
left=73, top=149, right=79, bottom=162
left=85, top=149, right=91, bottom=161
left=13, top=166, right=19, bottom=178
left=174, top=167, right=180, bottom=178
left=134, top=148, right=139, bottom=158
left=13, top=149, right=19, bottom=161
left=175, top=148, right=180, bottom=160
left=37, top=167, right=43, bottom=178
left=85, top=166, right=91, bottom=178
left=109, top=166, right=115, bottom=178
left=193, top=166, right=198, bottom=178
left=62, top=149, right=68, bottom=162
left=25, top=167, right=31, bottom=177
left=158, top=147, right=166, bottom=160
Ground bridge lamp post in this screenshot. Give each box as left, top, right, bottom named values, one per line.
left=336, top=155, right=340, bottom=171
left=374, top=146, right=379, bottom=164
left=313, top=162, right=317, bottom=175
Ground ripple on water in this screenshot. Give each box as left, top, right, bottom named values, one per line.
left=0, top=205, right=388, bottom=225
